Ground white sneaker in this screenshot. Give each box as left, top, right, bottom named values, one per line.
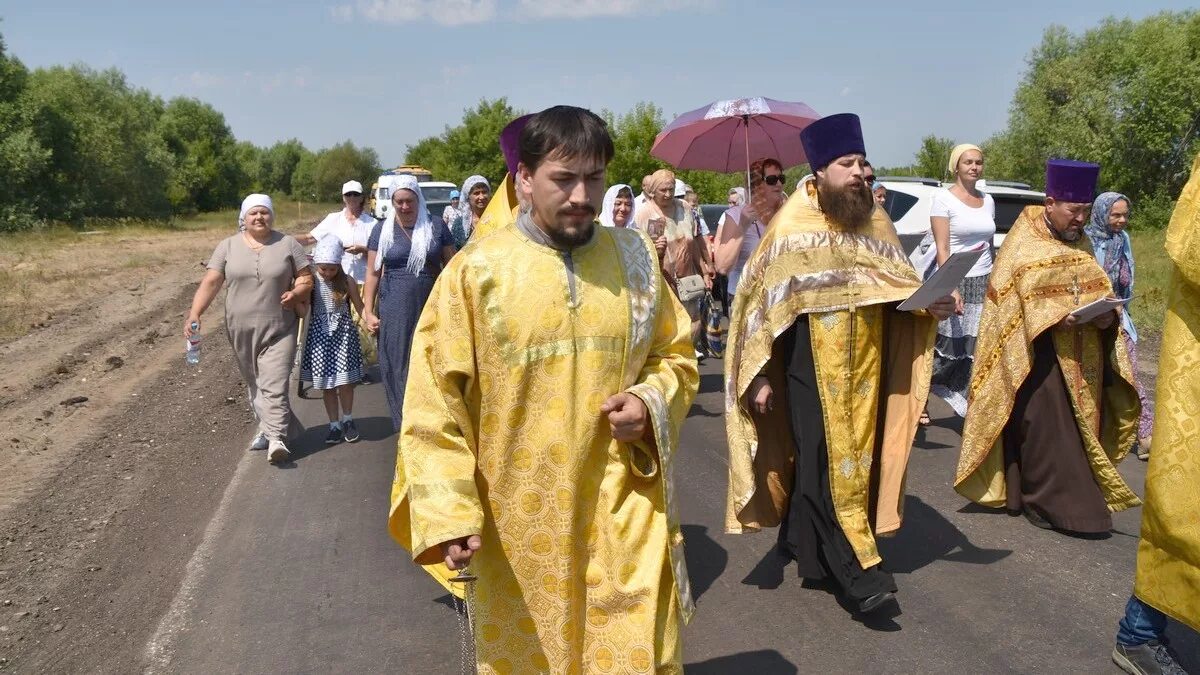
left=267, top=439, right=291, bottom=464
left=249, top=432, right=269, bottom=451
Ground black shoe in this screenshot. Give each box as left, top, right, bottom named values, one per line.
left=325, top=424, right=343, bottom=445
left=857, top=591, right=896, bottom=614
left=1023, top=506, right=1053, bottom=530
left=342, top=420, right=360, bottom=443
left=360, top=372, right=372, bottom=384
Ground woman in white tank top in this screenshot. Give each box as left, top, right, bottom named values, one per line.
left=926, top=144, right=996, bottom=420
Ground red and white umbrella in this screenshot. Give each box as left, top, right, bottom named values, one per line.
left=651, top=97, right=820, bottom=195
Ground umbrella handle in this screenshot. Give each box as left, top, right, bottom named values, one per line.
left=744, top=115, right=752, bottom=205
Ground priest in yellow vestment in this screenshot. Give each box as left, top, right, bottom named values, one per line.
left=955, top=159, right=1141, bottom=534
left=725, top=113, right=949, bottom=615
left=389, top=106, right=698, bottom=673
left=1110, top=152, right=1200, bottom=674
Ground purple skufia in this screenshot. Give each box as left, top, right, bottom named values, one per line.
left=1045, top=159, right=1100, bottom=203
left=500, top=114, right=533, bottom=176
left=798, top=113, right=866, bottom=171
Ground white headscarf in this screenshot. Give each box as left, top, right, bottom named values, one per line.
left=728, top=187, right=746, bottom=206
left=313, top=234, right=344, bottom=265
left=238, top=193, right=274, bottom=231
left=459, top=174, right=490, bottom=235
left=599, top=184, right=636, bottom=228
left=375, top=175, right=433, bottom=275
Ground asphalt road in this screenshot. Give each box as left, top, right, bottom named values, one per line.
left=143, top=359, right=1199, bottom=674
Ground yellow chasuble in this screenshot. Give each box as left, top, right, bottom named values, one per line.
left=1135, top=152, right=1200, bottom=633
left=389, top=220, right=698, bottom=674
left=955, top=206, right=1141, bottom=510
left=471, top=172, right=520, bottom=241
left=724, top=181, right=935, bottom=569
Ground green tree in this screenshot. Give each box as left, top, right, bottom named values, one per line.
left=260, top=138, right=311, bottom=196
left=158, top=97, right=245, bottom=212
left=235, top=140, right=263, bottom=192
left=294, top=141, right=381, bottom=202
left=0, top=33, right=49, bottom=230
left=913, top=135, right=956, bottom=181
left=21, top=65, right=172, bottom=221
left=986, top=11, right=1200, bottom=214
left=406, top=98, right=524, bottom=186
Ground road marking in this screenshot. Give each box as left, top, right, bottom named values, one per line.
left=142, top=448, right=256, bottom=672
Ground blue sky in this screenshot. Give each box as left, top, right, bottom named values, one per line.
left=3, top=1, right=1195, bottom=169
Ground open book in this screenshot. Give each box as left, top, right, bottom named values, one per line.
left=1069, top=296, right=1132, bottom=323
left=897, top=242, right=988, bottom=312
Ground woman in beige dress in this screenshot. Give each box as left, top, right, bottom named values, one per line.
left=634, top=169, right=714, bottom=358
left=185, top=194, right=314, bottom=464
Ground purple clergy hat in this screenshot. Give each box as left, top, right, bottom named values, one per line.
left=500, top=114, right=533, bottom=176
left=1045, top=159, right=1100, bottom=203
left=799, top=113, right=866, bottom=171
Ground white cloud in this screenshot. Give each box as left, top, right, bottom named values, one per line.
left=333, top=0, right=709, bottom=25
left=186, top=71, right=227, bottom=89
left=329, top=4, right=355, bottom=22
left=515, top=0, right=713, bottom=19
left=840, top=86, right=852, bottom=97
left=345, top=0, right=498, bottom=25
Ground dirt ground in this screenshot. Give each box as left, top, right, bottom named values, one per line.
left=0, top=217, right=320, bottom=672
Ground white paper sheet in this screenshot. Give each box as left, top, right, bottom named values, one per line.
left=1069, top=296, right=1131, bottom=323
left=896, top=242, right=988, bottom=312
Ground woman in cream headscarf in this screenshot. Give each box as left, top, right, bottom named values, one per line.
left=924, top=143, right=996, bottom=423
left=449, top=174, right=491, bottom=249
left=599, top=184, right=636, bottom=228
left=362, top=176, right=456, bottom=430
left=634, top=168, right=714, bottom=357
left=186, top=194, right=313, bottom=463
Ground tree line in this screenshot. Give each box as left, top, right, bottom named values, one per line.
left=879, top=10, right=1199, bottom=228
left=0, top=33, right=379, bottom=231
left=3, top=10, right=1196, bottom=232
left=414, top=11, right=1199, bottom=227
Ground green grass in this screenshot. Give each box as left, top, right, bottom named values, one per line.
left=1129, top=227, right=1170, bottom=337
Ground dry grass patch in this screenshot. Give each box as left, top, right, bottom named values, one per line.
left=0, top=200, right=337, bottom=341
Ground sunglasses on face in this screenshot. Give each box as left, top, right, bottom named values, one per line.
left=763, top=174, right=786, bottom=186
left=344, top=192, right=362, bottom=197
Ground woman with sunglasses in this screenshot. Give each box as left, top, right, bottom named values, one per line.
left=715, top=158, right=786, bottom=299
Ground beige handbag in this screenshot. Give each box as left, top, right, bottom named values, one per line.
left=664, top=239, right=706, bottom=303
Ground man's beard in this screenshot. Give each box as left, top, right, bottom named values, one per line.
left=817, top=180, right=875, bottom=229
left=547, top=205, right=596, bottom=248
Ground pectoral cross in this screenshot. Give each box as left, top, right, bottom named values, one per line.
left=1070, top=274, right=1082, bottom=306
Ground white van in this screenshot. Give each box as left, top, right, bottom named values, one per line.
left=373, top=177, right=458, bottom=224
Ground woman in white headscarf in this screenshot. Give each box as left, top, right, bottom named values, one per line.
left=449, top=174, right=491, bottom=248
left=186, top=194, right=313, bottom=463
left=599, top=184, right=636, bottom=228
left=362, top=176, right=456, bottom=430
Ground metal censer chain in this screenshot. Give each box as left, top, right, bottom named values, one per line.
left=449, top=567, right=479, bottom=675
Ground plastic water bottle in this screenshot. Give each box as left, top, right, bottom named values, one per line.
left=185, top=323, right=201, bottom=365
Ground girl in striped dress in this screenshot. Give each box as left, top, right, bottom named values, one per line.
left=302, top=235, right=365, bottom=444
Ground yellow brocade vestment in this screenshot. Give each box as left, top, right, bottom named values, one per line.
left=724, top=182, right=935, bottom=569
left=1135, top=152, right=1200, bottom=633
left=955, top=206, right=1141, bottom=511
left=388, top=221, right=698, bottom=674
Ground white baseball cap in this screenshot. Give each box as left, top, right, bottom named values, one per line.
left=674, top=179, right=688, bottom=198
left=342, top=180, right=364, bottom=195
